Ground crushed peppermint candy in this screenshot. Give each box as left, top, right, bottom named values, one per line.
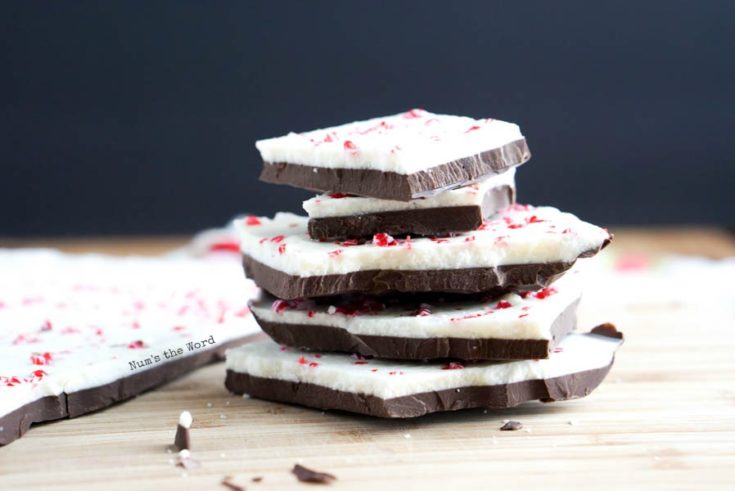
left=414, top=303, right=432, bottom=317
left=372, top=232, right=398, bottom=247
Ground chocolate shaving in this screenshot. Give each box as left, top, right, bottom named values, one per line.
left=500, top=420, right=523, bottom=431
left=292, top=464, right=336, bottom=484
left=591, top=323, right=624, bottom=340
left=251, top=476, right=263, bottom=483
left=221, top=476, right=246, bottom=491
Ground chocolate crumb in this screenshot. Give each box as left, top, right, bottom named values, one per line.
left=500, top=420, right=523, bottom=431
left=590, top=323, right=623, bottom=340
left=251, top=476, right=263, bottom=483
left=292, top=464, right=336, bottom=484
left=221, top=476, right=246, bottom=491
left=174, top=410, right=192, bottom=450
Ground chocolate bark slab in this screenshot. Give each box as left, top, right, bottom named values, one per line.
left=0, top=249, right=263, bottom=447
left=235, top=206, right=612, bottom=299
left=0, top=334, right=260, bottom=447
left=224, top=329, right=623, bottom=418
left=226, top=365, right=611, bottom=418
left=260, top=139, right=530, bottom=201
left=307, top=185, right=514, bottom=241
left=256, top=109, right=530, bottom=201
left=250, top=271, right=584, bottom=361
left=243, top=253, right=589, bottom=299
left=254, top=300, right=577, bottom=361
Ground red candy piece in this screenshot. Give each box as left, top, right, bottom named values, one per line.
left=403, top=108, right=424, bottom=119
left=208, top=241, right=240, bottom=253
left=278, top=243, right=287, bottom=255
left=442, top=362, right=465, bottom=370
left=414, top=304, right=432, bottom=317
left=244, top=216, right=261, bottom=226
left=328, top=193, right=350, bottom=199
left=270, top=235, right=285, bottom=243
left=495, top=300, right=513, bottom=309
left=272, top=299, right=290, bottom=314
left=343, top=140, right=358, bottom=153
left=30, top=352, right=53, bottom=366
left=128, top=340, right=145, bottom=349
left=372, top=233, right=398, bottom=247
left=534, top=287, right=557, bottom=299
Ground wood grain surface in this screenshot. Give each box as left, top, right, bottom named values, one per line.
left=1, top=228, right=734, bottom=490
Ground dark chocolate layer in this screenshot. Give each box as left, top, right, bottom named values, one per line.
left=307, top=185, right=514, bottom=241
left=260, top=139, right=530, bottom=201
left=254, top=298, right=579, bottom=361
left=0, top=334, right=260, bottom=447
left=225, top=361, right=613, bottom=418
left=242, top=242, right=610, bottom=299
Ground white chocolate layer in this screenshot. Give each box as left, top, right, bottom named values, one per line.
left=303, top=169, right=516, bottom=218
left=226, top=332, right=622, bottom=400
left=235, top=205, right=611, bottom=276
left=256, top=109, right=525, bottom=174
left=0, top=250, right=261, bottom=418
left=252, top=269, right=582, bottom=340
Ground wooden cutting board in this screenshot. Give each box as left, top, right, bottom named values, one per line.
left=1, top=228, right=734, bottom=490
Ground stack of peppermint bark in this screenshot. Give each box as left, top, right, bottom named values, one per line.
left=225, top=109, right=623, bottom=418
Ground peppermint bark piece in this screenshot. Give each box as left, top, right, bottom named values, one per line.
left=257, top=109, right=530, bottom=201
left=304, top=169, right=516, bottom=240
left=235, top=205, right=612, bottom=299
left=225, top=329, right=624, bottom=418
left=251, top=269, right=583, bottom=361
left=0, top=250, right=261, bottom=447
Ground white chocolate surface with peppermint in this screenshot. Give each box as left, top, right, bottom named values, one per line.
left=256, top=109, right=525, bottom=174
left=225, top=332, right=622, bottom=400
left=252, top=268, right=582, bottom=341
left=235, top=205, right=611, bottom=276
left=303, top=168, right=516, bottom=218
left=0, top=250, right=260, bottom=419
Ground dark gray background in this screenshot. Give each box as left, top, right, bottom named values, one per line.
left=2, top=1, right=733, bottom=237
